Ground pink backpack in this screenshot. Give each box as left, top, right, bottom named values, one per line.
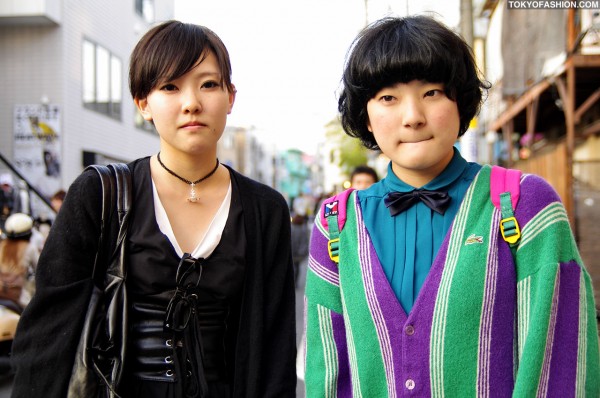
left=490, top=165, right=522, bottom=247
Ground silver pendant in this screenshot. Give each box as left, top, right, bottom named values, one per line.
left=187, top=183, right=199, bottom=203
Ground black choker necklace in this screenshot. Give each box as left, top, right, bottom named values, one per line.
left=156, top=152, right=220, bottom=203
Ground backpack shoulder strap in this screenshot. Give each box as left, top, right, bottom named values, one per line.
left=320, top=188, right=354, bottom=263
left=490, top=165, right=522, bottom=246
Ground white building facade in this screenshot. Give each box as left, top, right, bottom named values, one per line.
left=0, top=0, right=174, bottom=214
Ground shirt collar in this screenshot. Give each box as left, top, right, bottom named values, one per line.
left=382, top=148, right=467, bottom=193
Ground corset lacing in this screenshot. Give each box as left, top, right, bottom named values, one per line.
left=164, top=254, right=208, bottom=398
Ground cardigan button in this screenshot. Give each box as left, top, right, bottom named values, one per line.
left=405, top=378, right=415, bottom=390
left=405, top=325, right=415, bottom=336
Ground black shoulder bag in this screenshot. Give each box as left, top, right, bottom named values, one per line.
left=67, top=163, right=132, bottom=398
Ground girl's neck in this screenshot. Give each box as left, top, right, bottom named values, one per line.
left=391, top=151, right=454, bottom=188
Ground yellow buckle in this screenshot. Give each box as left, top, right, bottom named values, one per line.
left=327, top=238, right=340, bottom=263
left=500, top=216, right=521, bottom=244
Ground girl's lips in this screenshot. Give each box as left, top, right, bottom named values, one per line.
left=400, top=137, right=432, bottom=144
left=181, top=122, right=206, bottom=128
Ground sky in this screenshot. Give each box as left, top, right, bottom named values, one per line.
left=174, top=0, right=460, bottom=154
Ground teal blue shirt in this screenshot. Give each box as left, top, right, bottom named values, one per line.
left=357, top=149, right=481, bottom=313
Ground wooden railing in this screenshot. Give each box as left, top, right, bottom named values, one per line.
left=514, top=140, right=569, bottom=209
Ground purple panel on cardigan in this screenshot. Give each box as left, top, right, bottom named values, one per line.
left=364, top=234, right=407, bottom=393
left=401, top=226, right=452, bottom=397
left=488, top=239, right=517, bottom=396
left=332, top=312, right=352, bottom=398
left=354, top=198, right=406, bottom=394
left=547, top=261, right=580, bottom=395
left=308, top=225, right=340, bottom=286
left=515, top=175, right=561, bottom=226
left=363, top=236, right=405, bottom=322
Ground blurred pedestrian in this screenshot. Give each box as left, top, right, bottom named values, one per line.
left=0, top=174, right=16, bottom=231
left=304, top=15, right=599, bottom=397
left=50, top=189, right=66, bottom=213
left=290, top=213, right=309, bottom=288
left=12, top=20, right=296, bottom=398
left=292, top=192, right=313, bottom=220
left=350, top=165, right=379, bottom=190
left=0, top=213, right=38, bottom=311
left=14, top=179, right=31, bottom=215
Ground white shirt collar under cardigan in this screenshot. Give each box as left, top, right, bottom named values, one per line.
left=152, top=180, right=232, bottom=259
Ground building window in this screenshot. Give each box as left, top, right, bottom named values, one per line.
left=82, top=39, right=122, bottom=120
left=135, top=0, right=154, bottom=23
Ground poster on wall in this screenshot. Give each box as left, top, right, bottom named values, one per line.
left=13, top=104, right=61, bottom=217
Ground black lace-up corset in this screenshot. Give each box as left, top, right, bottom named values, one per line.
left=124, top=172, right=245, bottom=397
left=129, top=267, right=232, bottom=385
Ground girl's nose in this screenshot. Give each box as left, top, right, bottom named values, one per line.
left=182, top=89, right=202, bottom=114
left=402, top=98, right=425, bottom=129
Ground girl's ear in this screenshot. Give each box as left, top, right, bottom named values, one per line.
left=227, top=84, right=237, bottom=115
left=134, top=97, right=152, bottom=121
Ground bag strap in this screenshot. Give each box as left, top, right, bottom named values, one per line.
left=87, top=165, right=115, bottom=283
left=321, top=189, right=354, bottom=263
left=108, top=163, right=132, bottom=252
left=490, top=165, right=522, bottom=249
left=85, top=163, right=130, bottom=397
left=85, top=163, right=132, bottom=288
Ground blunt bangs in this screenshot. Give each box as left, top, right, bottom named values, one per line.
left=129, top=21, right=233, bottom=100
left=357, top=21, right=459, bottom=100
left=339, top=16, right=488, bottom=149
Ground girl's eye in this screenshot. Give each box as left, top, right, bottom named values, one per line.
left=160, top=84, right=177, bottom=92
left=424, top=88, right=446, bottom=98
left=380, top=95, right=395, bottom=102
left=202, top=81, right=220, bottom=89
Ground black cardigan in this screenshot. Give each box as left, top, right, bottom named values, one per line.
left=11, top=158, right=297, bottom=397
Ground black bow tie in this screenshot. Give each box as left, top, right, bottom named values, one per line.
left=384, top=190, right=451, bottom=216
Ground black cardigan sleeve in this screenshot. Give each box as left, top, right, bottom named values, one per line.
left=230, top=170, right=297, bottom=398
left=11, top=169, right=104, bottom=398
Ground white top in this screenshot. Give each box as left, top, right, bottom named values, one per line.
left=152, top=181, right=232, bottom=259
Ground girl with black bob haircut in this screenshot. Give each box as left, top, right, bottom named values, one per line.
left=12, top=20, right=297, bottom=398
left=338, top=15, right=490, bottom=149
left=304, top=15, right=598, bottom=397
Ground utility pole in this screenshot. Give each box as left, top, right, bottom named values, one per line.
left=460, top=0, right=474, bottom=46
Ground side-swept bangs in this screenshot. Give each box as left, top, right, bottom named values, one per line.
left=129, top=21, right=233, bottom=100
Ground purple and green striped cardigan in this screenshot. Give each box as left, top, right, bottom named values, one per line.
left=304, top=165, right=599, bottom=397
